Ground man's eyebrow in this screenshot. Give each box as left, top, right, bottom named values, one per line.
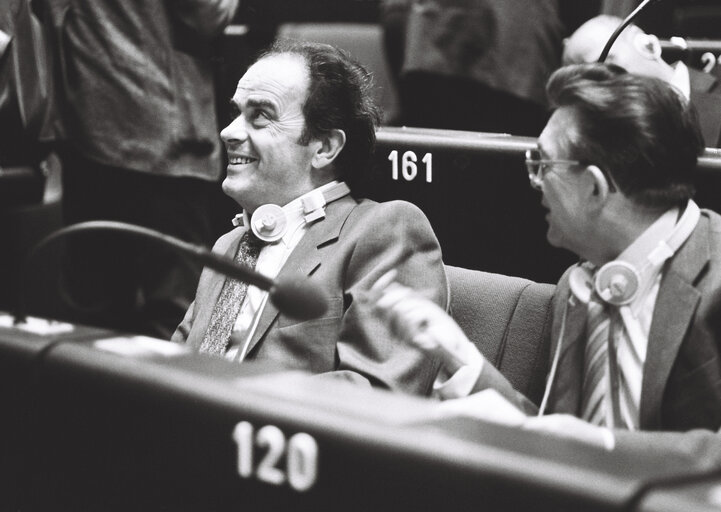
left=246, top=98, right=277, bottom=112
left=227, top=97, right=278, bottom=112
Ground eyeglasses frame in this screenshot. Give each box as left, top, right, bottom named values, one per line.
left=524, top=148, right=617, bottom=192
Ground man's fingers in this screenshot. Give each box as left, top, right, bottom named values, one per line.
left=370, top=268, right=398, bottom=293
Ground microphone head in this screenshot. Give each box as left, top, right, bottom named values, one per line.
left=269, top=275, right=328, bottom=320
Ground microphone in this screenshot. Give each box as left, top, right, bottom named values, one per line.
left=16, top=221, right=327, bottom=324
left=598, top=0, right=664, bottom=63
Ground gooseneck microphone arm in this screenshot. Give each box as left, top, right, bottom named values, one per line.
left=15, top=220, right=327, bottom=325
left=597, top=0, right=664, bottom=63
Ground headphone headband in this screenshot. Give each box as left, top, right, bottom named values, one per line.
left=571, top=200, right=700, bottom=306
left=231, top=182, right=351, bottom=242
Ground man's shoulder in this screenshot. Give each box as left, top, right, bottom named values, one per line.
left=343, top=198, right=435, bottom=237
left=672, top=209, right=721, bottom=288
left=702, top=208, right=721, bottom=229
left=347, top=197, right=428, bottom=222
left=688, top=67, right=721, bottom=95
left=334, top=197, right=439, bottom=250
left=693, top=209, right=721, bottom=250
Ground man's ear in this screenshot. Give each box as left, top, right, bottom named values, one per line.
left=312, top=129, right=346, bottom=169
left=586, top=165, right=612, bottom=204
left=634, top=32, right=662, bottom=61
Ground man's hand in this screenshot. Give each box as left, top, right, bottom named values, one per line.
left=367, top=270, right=484, bottom=374
left=436, top=389, right=528, bottom=426
left=522, top=414, right=616, bottom=450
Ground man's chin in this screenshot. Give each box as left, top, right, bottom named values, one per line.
left=546, top=229, right=575, bottom=254
left=545, top=228, right=561, bottom=249
left=221, top=179, right=247, bottom=206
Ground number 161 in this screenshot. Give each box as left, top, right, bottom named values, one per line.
left=388, top=150, right=432, bottom=183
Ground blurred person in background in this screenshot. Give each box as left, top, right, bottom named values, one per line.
left=0, top=0, right=57, bottom=311
left=380, top=0, right=600, bottom=135
left=563, top=14, right=721, bottom=147
left=46, top=0, right=239, bottom=337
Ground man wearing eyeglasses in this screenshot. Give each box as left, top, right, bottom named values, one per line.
left=372, top=62, right=721, bottom=457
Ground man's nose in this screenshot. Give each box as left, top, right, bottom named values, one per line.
left=220, top=116, right=249, bottom=145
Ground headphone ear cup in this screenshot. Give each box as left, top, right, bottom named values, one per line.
left=594, top=261, right=640, bottom=306
left=251, top=204, right=288, bottom=242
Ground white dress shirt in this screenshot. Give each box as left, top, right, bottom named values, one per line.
left=225, top=181, right=342, bottom=362
left=671, top=60, right=691, bottom=100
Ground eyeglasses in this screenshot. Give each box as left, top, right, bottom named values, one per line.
left=525, top=148, right=584, bottom=190
left=525, top=148, right=618, bottom=193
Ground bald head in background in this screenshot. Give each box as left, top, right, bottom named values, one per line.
left=563, top=14, right=721, bottom=149
left=562, top=15, right=675, bottom=84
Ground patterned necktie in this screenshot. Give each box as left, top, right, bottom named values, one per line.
left=550, top=264, right=644, bottom=429
left=580, top=300, right=636, bottom=428
left=199, top=231, right=264, bottom=356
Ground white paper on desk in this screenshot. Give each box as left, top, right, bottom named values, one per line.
left=0, top=314, right=75, bottom=335
left=435, top=389, right=528, bottom=427
left=0, top=30, right=10, bottom=58
left=94, top=336, right=188, bottom=357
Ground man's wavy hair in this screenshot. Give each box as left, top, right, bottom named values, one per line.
left=546, top=63, right=704, bottom=209
left=259, top=40, right=382, bottom=186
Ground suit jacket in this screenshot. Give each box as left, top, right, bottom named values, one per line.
left=472, top=209, right=721, bottom=434
left=172, top=196, right=449, bottom=395
left=689, top=67, right=721, bottom=148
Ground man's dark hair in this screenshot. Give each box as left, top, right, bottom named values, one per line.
left=259, top=39, right=382, bottom=185
left=546, top=63, right=704, bottom=209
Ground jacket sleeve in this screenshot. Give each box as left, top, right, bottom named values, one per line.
left=613, top=428, right=721, bottom=470
left=330, top=200, right=449, bottom=395
left=466, top=360, right=540, bottom=416
left=172, top=0, right=239, bottom=38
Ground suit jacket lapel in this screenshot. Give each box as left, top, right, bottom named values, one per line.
left=244, top=196, right=358, bottom=355
left=641, top=215, right=709, bottom=428
left=188, top=227, right=247, bottom=349
left=546, top=270, right=587, bottom=415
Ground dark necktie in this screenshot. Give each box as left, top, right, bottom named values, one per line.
left=199, top=231, right=263, bottom=356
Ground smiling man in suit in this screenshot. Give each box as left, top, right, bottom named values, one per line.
left=172, top=40, right=448, bottom=395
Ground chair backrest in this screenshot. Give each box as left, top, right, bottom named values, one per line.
left=445, top=265, right=555, bottom=404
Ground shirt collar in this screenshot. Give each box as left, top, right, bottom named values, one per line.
left=671, top=61, right=690, bottom=100
left=617, top=205, right=681, bottom=270
left=570, top=201, right=698, bottom=306
left=236, top=180, right=344, bottom=245
left=277, top=181, right=342, bottom=244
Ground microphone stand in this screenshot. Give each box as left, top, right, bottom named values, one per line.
left=15, top=220, right=327, bottom=326
left=598, top=0, right=664, bottom=63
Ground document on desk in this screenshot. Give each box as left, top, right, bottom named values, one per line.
left=0, top=313, right=75, bottom=335
left=435, top=389, right=528, bottom=427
